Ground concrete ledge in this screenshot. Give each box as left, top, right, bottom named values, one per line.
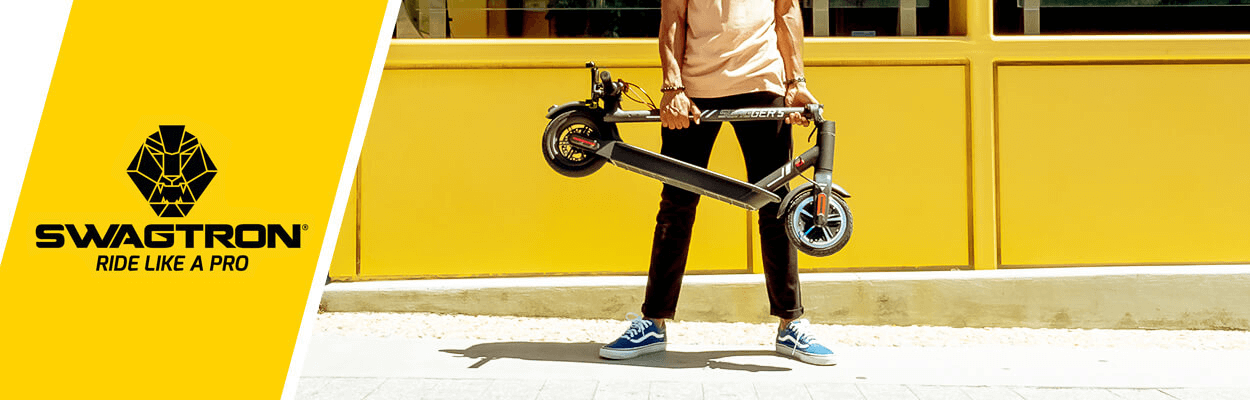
left=320, top=266, right=1250, bottom=330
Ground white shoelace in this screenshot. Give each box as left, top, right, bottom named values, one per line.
left=783, top=319, right=818, bottom=349
left=621, top=312, right=653, bottom=339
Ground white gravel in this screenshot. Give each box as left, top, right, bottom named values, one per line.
left=313, top=312, right=1250, bottom=350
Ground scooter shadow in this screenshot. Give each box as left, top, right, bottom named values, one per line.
left=440, top=342, right=790, bottom=372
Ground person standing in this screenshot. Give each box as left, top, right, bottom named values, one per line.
left=598, top=0, right=835, bottom=365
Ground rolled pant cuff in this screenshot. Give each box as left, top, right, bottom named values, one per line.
left=771, top=307, right=804, bottom=320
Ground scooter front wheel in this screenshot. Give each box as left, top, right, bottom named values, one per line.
left=783, top=188, right=853, bottom=257
left=542, top=110, right=607, bottom=178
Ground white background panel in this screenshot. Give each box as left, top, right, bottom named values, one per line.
left=0, top=1, right=74, bottom=262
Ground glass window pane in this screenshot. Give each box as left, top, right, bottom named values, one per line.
left=826, top=0, right=949, bottom=36
left=395, top=0, right=953, bottom=38
left=996, top=0, right=1250, bottom=35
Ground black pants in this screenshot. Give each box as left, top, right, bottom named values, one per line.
left=640, top=92, right=803, bottom=320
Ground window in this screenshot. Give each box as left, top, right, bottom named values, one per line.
left=395, top=0, right=952, bottom=38
left=822, top=0, right=950, bottom=37
left=996, top=0, right=1250, bottom=35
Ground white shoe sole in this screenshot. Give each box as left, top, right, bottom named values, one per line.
left=775, top=343, right=837, bottom=365
left=599, top=342, right=666, bottom=360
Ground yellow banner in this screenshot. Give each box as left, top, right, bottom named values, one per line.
left=0, top=1, right=390, bottom=398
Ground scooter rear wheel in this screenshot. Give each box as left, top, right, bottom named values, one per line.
left=542, top=110, right=607, bottom=178
left=783, top=188, right=853, bottom=257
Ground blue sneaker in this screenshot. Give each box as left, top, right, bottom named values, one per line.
left=599, top=313, right=666, bottom=360
left=776, top=319, right=837, bottom=365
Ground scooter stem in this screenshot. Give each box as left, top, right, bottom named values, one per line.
left=814, top=120, right=836, bottom=227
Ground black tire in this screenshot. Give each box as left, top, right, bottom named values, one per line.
left=542, top=110, right=607, bottom=178
left=783, top=188, right=853, bottom=257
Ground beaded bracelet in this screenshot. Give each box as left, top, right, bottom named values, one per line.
left=783, top=77, right=806, bottom=86
left=660, top=85, right=685, bottom=92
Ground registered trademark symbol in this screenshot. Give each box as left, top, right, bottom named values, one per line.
left=302, top=224, right=309, bottom=231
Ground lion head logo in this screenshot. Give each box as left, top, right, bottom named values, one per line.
left=125, top=125, right=218, bottom=217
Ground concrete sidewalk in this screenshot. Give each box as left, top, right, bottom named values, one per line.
left=297, top=336, right=1250, bottom=399
left=320, top=265, right=1250, bottom=330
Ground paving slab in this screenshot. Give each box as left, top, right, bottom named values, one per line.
left=299, top=336, right=1250, bottom=389
left=295, top=378, right=1250, bottom=400
left=358, top=378, right=434, bottom=400
left=1105, top=389, right=1180, bottom=400
left=1160, top=388, right=1250, bottom=400
left=592, top=380, right=649, bottom=400
left=481, top=379, right=545, bottom=400
left=702, top=381, right=758, bottom=400
left=1009, top=387, right=1120, bottom=400
left=294, top=335, right=1250, bottom=399
left=907, top=385, right=971, bottom=400
left=295, top=377, right=384, bottom=400
left=856, top=384, right=919, bottom=400
left=960, top=386, right=1024, bottom=400
left=804, top=383, right=865, bottom=399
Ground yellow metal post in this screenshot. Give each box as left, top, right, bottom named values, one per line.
left=968, top=0, right=999, bottom=270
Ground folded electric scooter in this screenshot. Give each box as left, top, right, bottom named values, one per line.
left=542, top=63, right=852, bottom=256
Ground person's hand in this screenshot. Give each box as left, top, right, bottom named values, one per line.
left=785, top=83, right=818, bottom=127
left=660, top=90, right=701, bottom=130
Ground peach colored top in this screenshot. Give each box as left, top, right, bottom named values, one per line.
left=681, top=0, right=785, bottom=99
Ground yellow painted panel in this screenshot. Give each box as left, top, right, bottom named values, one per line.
left=329, top=172, right=359, bottom=280
left=759, top=65, right=971, bottom=270
left=359, top=68, right=750, bottom=277
left=998, top=64, right=1250, bottom=266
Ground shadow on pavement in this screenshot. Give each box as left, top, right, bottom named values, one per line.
left=441, top=342, right=791, bottom=372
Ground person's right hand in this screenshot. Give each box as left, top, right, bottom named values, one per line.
left=660, top=90, right=701, bottom=130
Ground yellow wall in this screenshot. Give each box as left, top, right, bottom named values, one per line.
left=780, top=65, right=969, bottom=272
left=347, top=64, right=968, bottom=279
left=329, top=167, right=358, bottom=278
left=356, top=68, right=748, bottom=277
left=998, top=64, right=1250, bottom=267
left=330, top=2, right=1250, bottom=280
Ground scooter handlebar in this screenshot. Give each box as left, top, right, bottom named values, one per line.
left=585, top=64, right=822, bottom=122
left=598, top=70, right=621, bottom=97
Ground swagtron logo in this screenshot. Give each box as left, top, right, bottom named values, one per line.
left=126, top=125, right=217, bottom=217
left=35, top=126, right=306, bottom=273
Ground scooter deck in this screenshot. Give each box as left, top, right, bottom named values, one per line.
left=594, top=141, right=780, bottom=210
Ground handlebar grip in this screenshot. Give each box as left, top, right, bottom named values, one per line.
left=598, top=70, right=620, bottom=96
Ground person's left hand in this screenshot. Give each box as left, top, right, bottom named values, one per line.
left=785, top=83, right=818, bottom=126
